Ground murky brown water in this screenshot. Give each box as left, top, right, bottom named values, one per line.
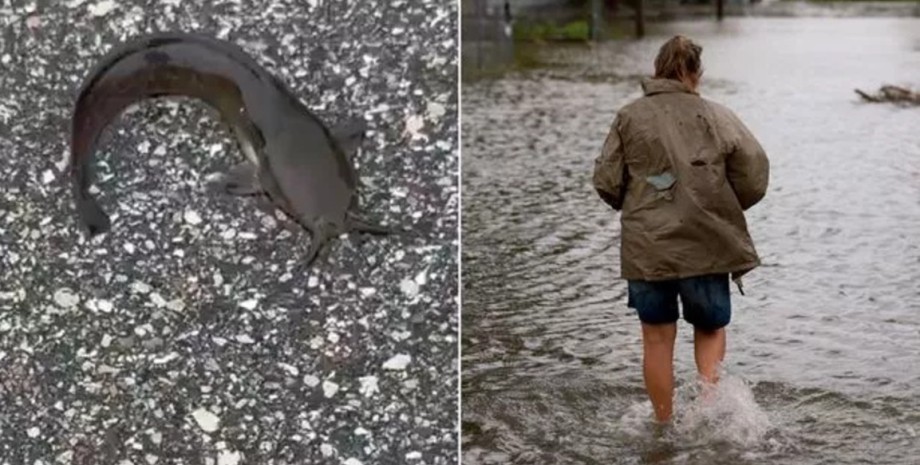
left=462, top=18, right=920, bottom=465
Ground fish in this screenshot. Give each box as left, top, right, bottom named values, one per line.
left=69, top=32, right=395, bottom=267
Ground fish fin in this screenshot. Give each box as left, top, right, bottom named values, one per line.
left=331, top=118, right=367, bottom=160
left=302, top=222, right=333, bottom=269
left=76, top=197, right=112, bottom=237
left=208, top=162, right=263, bottom=196
left=346, top=214, right=403, bottom=236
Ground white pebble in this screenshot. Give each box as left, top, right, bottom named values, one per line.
left=277, top=363, right=299, bottom=376
left=152, top=352, right=179, bottom=365
left=359, top=375, right=379, bottom=397
left=415, top=269, right=428, bottom=286
left=88, top=0, right=117, bottom=17
left=235, top=334, right=255, bottom=344
left=403, top=114, right=425, bottom=140
left=184, top=209, right=203, bottom=225
left=53, top=288, right=79, bottom=308
left=41, top=170, right=55, bottom=184
left=166, top=299, right=185, bottom=312
left=149, top=292, right=166, bottom=308
left=97, top=299, right=113, bottom=313
left=399, top=279, right=419, bottom=298
left=238, top=299, right=258, bottom=311
left=217, top=450, right=241, bottom=465
left=322, top=380, right=339, bottom=398
left=344, top=459, right=363, bottom=465
left=27, top=427, right=40, bottom=438
left=302, top=374, right=320, bottom=387
left=191, top=408, right=220, bottom=433
left=383, top=354, right=412, bottom=370
left=131, top=281, right=152, bottom=294
left=426, top=102, right=446, bottom=120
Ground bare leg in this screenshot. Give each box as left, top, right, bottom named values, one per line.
left=694, top=327, right=726, bottom=399
left=641, top=322, right=678, bottom=423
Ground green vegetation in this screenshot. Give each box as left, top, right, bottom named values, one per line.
left=513, top=19, right=591, bottom=41
left=511, top=17, right=633, bottom=42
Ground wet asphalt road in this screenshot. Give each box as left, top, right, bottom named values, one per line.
left=0, top=0, right=458, bottom=464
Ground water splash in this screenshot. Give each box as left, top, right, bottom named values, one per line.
left=671, top=374, right=773, bottom=447
left=618, top=373, right=774, bottom=449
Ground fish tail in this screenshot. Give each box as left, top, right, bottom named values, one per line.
left=76, top=195, right=111, bottom=237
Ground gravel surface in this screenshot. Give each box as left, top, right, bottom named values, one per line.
left=0, top=0, right=458, bottom=464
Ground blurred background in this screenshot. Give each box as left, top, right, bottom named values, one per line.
left=461, top=0, right=920, bottom=463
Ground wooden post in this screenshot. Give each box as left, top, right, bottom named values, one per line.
left=717, top=0, right=724, bottom=21
left=590, top=0, right=602, bottom=41
left=635, top=0, right=645, bottom=38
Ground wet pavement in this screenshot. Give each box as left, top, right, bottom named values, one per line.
left=462, top=17, right=920, bottom=465
left=0, top=0, right=457, bottom=464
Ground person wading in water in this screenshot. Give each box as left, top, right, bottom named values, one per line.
left=592, top=35, right=770, bottom=423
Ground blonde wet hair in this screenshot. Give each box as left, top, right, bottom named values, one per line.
left=654, top=35, right=703, bottom=82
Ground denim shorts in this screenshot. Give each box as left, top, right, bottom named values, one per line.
left=627, top=274, right=731, bottom=330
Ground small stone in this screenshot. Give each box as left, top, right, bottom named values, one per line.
left=344, top=459, right=363, bottom=465
left=358, top=375, right=379, bottom=397
left=88, top=0, right=117, bottom=17
left=217, top=450, right=242, bottom=465
left=191, top=408, right=220, bottom=433
left=53, top=288, right=79, bottom=308
left=383, top=354, right=412, bottom=370
left=426, top=102, right=446, bottom=120
left=320, top=444, right=334, bottom=457
left=399, top=279, right=419, bottom=298
left=152, top=353, right=179, bottom=365
left=166, top=299, right=185, bottom=312
left=27, top=426, right=40, bottom=438
left=149, top=293, right=167, bottom=308
left=234, top=334, right=255, bottom=344
left=238, top=299, right=258, bottom=311
left=97, top=299, right=114, bottom=313
left=406, top=451, right=422, bottom=460
left=322, top=380, right=339, bottom=398
left=403, top=114, right=425, bottom=140
left=184, top=209, right=203, bottom=225
left=131, top=281, right=152, bottom=294
left=414, top=269, right=428, bottom=286
left=302, top=374, right=320, bottom=387
left=277, top=363, right=299, bottom=376
left=41, top=170, right=54, bottom=184
left=101, top=334, right=113, bottom=348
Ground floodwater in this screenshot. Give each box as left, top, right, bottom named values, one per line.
left=462, top=18, right=920, bottom=465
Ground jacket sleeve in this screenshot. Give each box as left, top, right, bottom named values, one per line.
left=593, top=115, right=628, bottom=211
left=725, top=111, right=770, bottom=210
